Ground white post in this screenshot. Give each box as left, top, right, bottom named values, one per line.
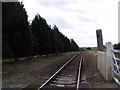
left=105, top=42, right=113, bottom=81
left=118, top=1, right=120, bottom=43
left=97, top=51, right=106, bottom=79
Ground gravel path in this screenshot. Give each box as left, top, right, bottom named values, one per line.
left=81, top=51, right=119, bottom=88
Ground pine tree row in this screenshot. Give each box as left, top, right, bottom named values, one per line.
left=2, top=2, right=79, bottom=61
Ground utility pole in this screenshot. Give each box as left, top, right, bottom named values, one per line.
left=118, top=1, right=120, bottom=43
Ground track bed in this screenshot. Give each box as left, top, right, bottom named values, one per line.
left=37, top=52, right=83, bottom=90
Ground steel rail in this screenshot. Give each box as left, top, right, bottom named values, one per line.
left=76, top=57, right=83, bottom=90
left=37, top=52, right=81, bottom=90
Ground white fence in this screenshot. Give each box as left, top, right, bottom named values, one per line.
left=111, top=48, right=120, bottom=86
left=98, top=42, right=120, bottom=86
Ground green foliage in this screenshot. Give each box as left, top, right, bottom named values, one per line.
left=52, top=25, right=65, bottom=53
left=113, top=43, right=120, bottom=58
left=70, top=39, right=79, bottom=51
left=2, top=2, right=32, bottom=61
left=31, top=14, right=53, bottom=55
left=2, top=2, right=79, bottom=61
left=79, top=48, right=85, bottom=51
left=114, top=43, right=120, bottom=50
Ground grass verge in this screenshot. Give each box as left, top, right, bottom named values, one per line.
left=2, top=52, right=74, bottom=84
left=87, top=49, right=97, bottom=60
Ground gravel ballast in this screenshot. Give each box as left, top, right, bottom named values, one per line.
left=3, top=51, right=120, bottom=89
left=3, top=52, right=77, bottom=89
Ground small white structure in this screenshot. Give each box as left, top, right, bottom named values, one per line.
left=97, top=2, right=120, bottom=84
left=98, top=42, right=120, bottom=86
left=98, top=42, right=113, bottom=81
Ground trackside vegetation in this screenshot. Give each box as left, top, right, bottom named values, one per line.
left=2, top=2, right=79, bottom=61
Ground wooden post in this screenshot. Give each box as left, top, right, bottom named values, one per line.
left=96, top=29, right=104, bottom=51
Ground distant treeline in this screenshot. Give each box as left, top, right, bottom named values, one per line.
left=2, top=2, right=79, bottom=61
left=114, top=43, right=120, bottom=50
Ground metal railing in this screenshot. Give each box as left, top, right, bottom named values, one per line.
left=111, top=49, right=120, bottom=86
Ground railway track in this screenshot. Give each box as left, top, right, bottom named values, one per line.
left=23, top=52, right=83, bottom=90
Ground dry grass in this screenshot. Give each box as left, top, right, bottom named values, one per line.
left=87, top=49, right=97, bottom=60
left=2, top=52, right=73, bottom=83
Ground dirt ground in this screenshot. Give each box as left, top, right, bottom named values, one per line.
left=81, top=51, right=119, bottom=88
left=2, top=51, right=120, bottom=89
left=2, top=52, right=77, bottom=88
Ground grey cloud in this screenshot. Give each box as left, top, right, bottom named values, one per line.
left=79, top=30, right=87, bottom=34
left=78, top=16, right=98, bottom=23
left=60, top=8, right=89, bottom=15
left=35, top=0, right=72, bottom=7
left=2, top=0, right=18, bottom=2
left=46, top=16, right=74, bottom=29
left=83, top=0, right=103, bottom=3
left=35, top=0, right=88, bottom=15
left=72, top=29, right=88, bottom=34
left=86, top=34, right=96, bottom=39
left=38, top=2, right=68, bottom=7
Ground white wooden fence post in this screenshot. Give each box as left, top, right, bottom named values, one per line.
left=105, top=42, right=113, bottom=81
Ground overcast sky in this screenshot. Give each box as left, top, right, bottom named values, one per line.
left=18, top=0, right=119, bottom=47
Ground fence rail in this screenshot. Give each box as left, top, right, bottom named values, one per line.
left=111, top=49, right=120, bottom=86
left=112, top=49, right=120, bottom=53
